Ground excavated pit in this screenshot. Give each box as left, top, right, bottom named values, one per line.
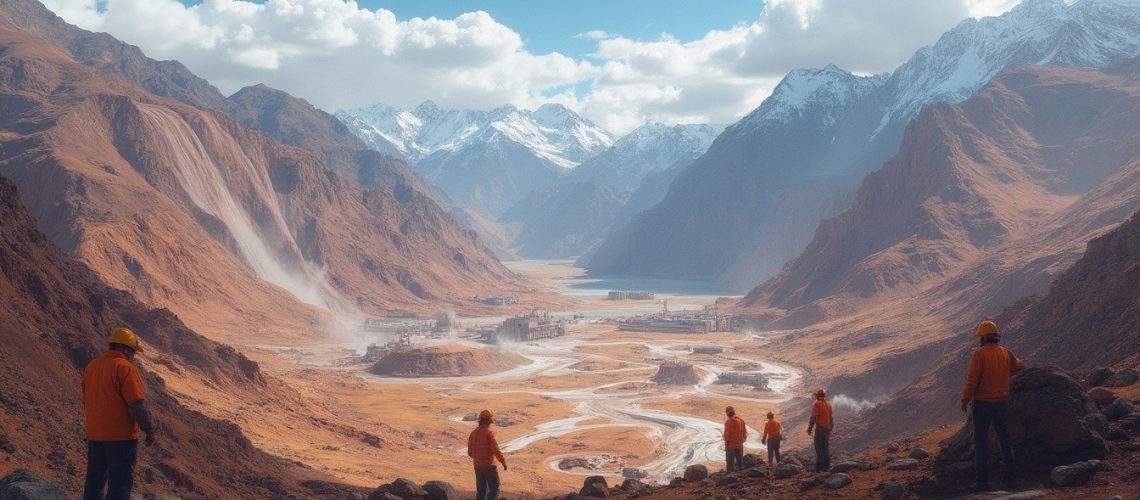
left=368, top=344, right=530, bottom=377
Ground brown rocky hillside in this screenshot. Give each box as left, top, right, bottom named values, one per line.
left=0, top=175, right=355, bottom=498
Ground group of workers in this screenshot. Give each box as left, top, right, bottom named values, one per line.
left=720, top=387, right=831, bottom=473
left=80, top=318, right=1022, bottom=498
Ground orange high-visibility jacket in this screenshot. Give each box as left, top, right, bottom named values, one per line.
left=811, top=400, right=833, bottom=430
left=83, top=350, right=147, bottom=441
left=962, top=344, right=1025, bottom=403
left=723, top=415, right=747, bottom=449
left=468, top=425, right=506, bottom=468
left=763, top=419, right=782, bottom=440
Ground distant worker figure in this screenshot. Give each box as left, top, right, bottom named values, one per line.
left=761, top=411, right=782, bottom=466
left=723, top=405, right=747, bottom=472
left=806, top=389, right=833, bottom=472
left=961, top=319, right=1025, bottom=491
left=468, top=409, right=507, bottom=500
left=83, top=327, right=156, bottom=500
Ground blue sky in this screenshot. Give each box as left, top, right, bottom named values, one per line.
left=49, top=0, right=1019, bottom=133
left=177, top=0, right=766, bottom=60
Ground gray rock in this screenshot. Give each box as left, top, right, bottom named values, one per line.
left=774, top=463, right=801, bottom=479
left=829, top=461, right=861, bottom=473
left=1103, top=368, right=1138, bottom=387
left=0, top=470, right=68, bottom=500
left=1084, top=367, right=1115, bottom=388
left=823, top=473, right=852, bottom=489
left=683, top=464, right=708, bottom=482
left=876, top=481, right=905, bottom=500
left=798, top=476, right=823, bottom=491
left=1102, top=397, right=1135, bottom=420
left=1049, top=459, right=1101, bottom=486
left=908, top=448, right=931, bottom=460
left=742, top=453, right=762, bottom=469
left=885, top=458, right=919, bottom=471
left=938, top=367, right=1109, bottom=473
left=747, top=468, right=770, bottom=478
left=621, top=467, right=646, bottom=479
left=422, top=480, right=460, bottom=500
left=619, top=478, right=645, bottom=493
left=373, top=478, right=424, bottom=499
left=579, top=475, right=609, bottom=498
left=994, top=491, right=1048, bottom=499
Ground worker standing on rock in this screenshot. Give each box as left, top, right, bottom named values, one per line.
left=807, top=389, right=832, bottom=472
left=82, top=327, right=156, bottom=500
left=468, top=409, right=507, bottom=500
left=723, top=405, right=746, bottom=472
left=961, top=319, right=1025, bottom=491
left=762, top=411, right=782, bottom=466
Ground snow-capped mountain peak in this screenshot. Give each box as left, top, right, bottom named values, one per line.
left=337, top=100, right=614, bottom=166
left=742, top=64, right=886, bottom=129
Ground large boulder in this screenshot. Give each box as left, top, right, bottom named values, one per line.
left=0, top=470, right=67, bottom=500
left=938, top=367, right=1108, bottom=475
left=682, top=464, right=708, bottom=482
left=369, top=478, right=425, bottom=499
left=422, top=480, right=460, bottom=500
left=618, top=478, right=646, bottom=493
left=578, top=475, right=609, bottom=498
left=1084, top=367, right=1114, bottom=388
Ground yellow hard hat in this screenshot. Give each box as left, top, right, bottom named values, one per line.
left=478, top=409, right=494, bottom=422
left=974, top=320, right=999, bottom=337
left=109, top=327, right=144, bottom=353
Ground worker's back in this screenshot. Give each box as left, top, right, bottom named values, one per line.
left=83, top=350, right=146, bottom=441
left=811, top=400, right=833, bottom=430
left=764, top=419, right=782, bottom=438
left=468, top=424, right=504, bottom=467
left=964, top=343, right=1025, bottom=402
left=724, top=415, right=746, bottom=447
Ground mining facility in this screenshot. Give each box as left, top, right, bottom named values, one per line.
left=482, top=309, right=566, bottom=344
left=617, top=312, right=740, bottom=334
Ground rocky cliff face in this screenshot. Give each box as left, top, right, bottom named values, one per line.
left=588, top=0, right=1140, bottom=290
left=0, top=175, right=328, bottom=497
left=0, top=26, right=526, bottom=342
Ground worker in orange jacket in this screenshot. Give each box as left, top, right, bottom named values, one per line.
left=468, top=409, right=507, bottom=500
left=961, top=319, right=1025, bottom=491
left=807, top=389, right=833, bottom=472
left=761, top=411, right=782, bottom=466
left=83, top=327, right=156, bottom=500
left=723, top=405, right=746, bottom=472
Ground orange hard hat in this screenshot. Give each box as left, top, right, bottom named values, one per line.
left=108, top=327, right=144, bottom=353
left=974, top=320, right=999, bottom=337
left=478, top=409, right=494, bottom=422
left=725, top=406, right=735, bottom=414
left=815, top=389, right=826, bottom=398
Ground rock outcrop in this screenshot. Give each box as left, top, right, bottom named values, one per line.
left=0, top=470, right=66, bottom=500
left=938, top=367, right=1108, bottom=477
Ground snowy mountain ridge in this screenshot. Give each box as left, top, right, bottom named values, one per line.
left=336, top=101, right=614, bottom=166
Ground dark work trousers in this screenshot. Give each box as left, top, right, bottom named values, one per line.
left=973, top=400, right=1016, bottom=486
left=767, top=437, right=782, bottom=465
left=813, top=428, right=831, bottom=472
left=83, top=440, right=138, bottom=500
left=725, top=446, right=744, bottom=472
left=474, top=465, right=500, bottom=500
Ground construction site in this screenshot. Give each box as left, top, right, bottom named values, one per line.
left=481, top=309, right=567, bottom=344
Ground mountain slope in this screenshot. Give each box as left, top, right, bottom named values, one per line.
left=0, top=25, right=526, bottom=343
left=568, top=122, right=724, bottom=193
left=747, top=62, right=1140, bottom=317
left=499, top=182, right=629, bottom=258
left=0, top=174, right=340, bottom=497
left=588, top=0, right=1140, bottom=290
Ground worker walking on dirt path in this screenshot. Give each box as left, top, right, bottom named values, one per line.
left=961, top=319, right=1025, bottom=491
left=468, top=409, right=507, bottom=500
left=723, top=406, right=747, bottom=472
left=807, top=389, right=833, bottom=472
left=762, top=411, right=782, bottom=466
left=82, top=327, right=156, bottom=500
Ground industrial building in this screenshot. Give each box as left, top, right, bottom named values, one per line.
left=607, top=291, right=655, bottom=300
left=482, top=309, right=566, bottom=344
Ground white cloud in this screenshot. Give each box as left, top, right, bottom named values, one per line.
left=39, top=0, right=1024, bottom=136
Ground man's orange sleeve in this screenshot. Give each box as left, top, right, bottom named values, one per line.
left=962, top=351, right=981, bottom=401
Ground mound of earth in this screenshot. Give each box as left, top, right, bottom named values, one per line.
left=368, top=345, right=530, bottom=377
left=652, top=362, right=704, bottom=385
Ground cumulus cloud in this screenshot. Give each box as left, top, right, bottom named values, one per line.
left=40, top=0, right=1024, bottom=135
